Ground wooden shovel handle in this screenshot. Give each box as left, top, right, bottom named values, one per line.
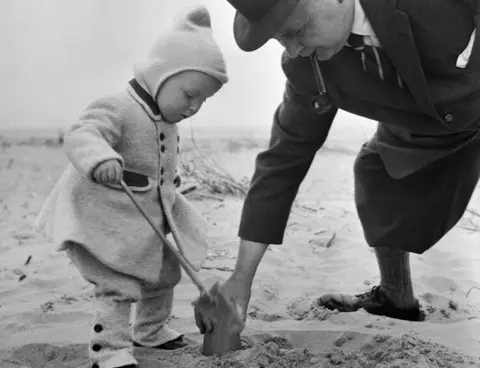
left=120, top=180, right=209, bottom=296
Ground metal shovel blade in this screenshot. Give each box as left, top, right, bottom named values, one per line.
left=197, top=282, right=245, bottom=356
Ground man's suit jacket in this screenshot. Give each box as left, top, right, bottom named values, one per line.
left=238, top=0, right=480, bottom=244
left=283, top=0, right=480, bottom=178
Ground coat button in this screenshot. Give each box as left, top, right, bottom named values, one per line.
left=92, top=364, right=99, bottom=368
left=177, top=135, right=180, bottom=142
left=160, top=167, right=164, bottom=175
left=159, top=133, right=165, bottom=141
left=174, top=175, right=181, bottom=188
left=93, top=324, right=103, bottom=333
left=92, top=344, right=102, bottom=352
left=161, top=145, right=165, bottom=153
left=160, top=179, right=164, bottom=186
left=444, top=113, right=453, bottom=123
left=312, top=97, right=332, bottom=113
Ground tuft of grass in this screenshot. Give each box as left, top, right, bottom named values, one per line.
left=178, top=127, right=250, bottom=197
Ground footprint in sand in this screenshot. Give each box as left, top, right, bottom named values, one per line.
left=419, top=292, right=480, bottom=323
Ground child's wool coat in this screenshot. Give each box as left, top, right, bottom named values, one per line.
left=35, top=82, right=208, bottom=283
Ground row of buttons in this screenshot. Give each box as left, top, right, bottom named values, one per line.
left=158, top=132, right=180, bottom=186
left=159, top=132, right=180, bottom=142
left=159, top=132, right=166, bottom=186
left=91, top=324, right=103, bottom=368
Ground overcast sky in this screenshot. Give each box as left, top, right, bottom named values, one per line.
left=0, top=0, right=289, bottom=131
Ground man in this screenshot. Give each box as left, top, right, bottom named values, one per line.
left=194, top=0, right=480, bottom=334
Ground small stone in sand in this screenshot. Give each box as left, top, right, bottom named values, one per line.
left=448, top=300, right=458, bottom=311
left=12, top=268, right=26, bottom=281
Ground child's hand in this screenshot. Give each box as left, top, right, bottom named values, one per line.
left=93, top=159, right=123, bottom=185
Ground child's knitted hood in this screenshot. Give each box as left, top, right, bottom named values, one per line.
left=133, top=5, right=228, bottom=100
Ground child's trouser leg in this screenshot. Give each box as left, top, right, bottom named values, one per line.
left=133, top=288, right=182, bottom=347
left=132, top=245, right=183, bottom=348
left=66, top=243, right=140, bottom=368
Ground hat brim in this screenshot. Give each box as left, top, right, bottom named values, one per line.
left=233, top=0, right=301, bottom=52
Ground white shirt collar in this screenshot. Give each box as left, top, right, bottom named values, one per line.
left=352, top=0, right=376, bottom=37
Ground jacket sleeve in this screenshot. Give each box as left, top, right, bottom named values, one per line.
left=238, top=54, right=338, bottom=245
left=63, top=96, right=125, bottom=180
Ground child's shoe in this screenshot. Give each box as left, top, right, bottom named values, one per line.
left=133, top=335, right=188, bottom=350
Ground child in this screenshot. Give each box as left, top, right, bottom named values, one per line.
left=34, top=5, right=228, bottom=368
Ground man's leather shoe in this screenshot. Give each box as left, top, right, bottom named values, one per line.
left=318, top=286, right=423, bottom=321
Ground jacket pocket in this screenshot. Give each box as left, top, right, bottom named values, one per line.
left=107, top=170, right=153, bottom=192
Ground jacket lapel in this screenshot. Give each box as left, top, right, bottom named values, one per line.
left=360, top=0, right=443, bottom=122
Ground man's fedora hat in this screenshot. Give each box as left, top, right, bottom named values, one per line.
left=227, top=0, right=301, bottom=51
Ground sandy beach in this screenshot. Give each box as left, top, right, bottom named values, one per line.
left=1, top=117, right=479, bottom=367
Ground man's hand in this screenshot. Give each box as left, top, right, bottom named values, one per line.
left=193, top=239, right=268, bottom=334
left=193, top=275, right=252, bottom=334
left=93, top=159, right=122, bottom=185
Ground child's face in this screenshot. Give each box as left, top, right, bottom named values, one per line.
left=156, top=71, right=222, bottom=123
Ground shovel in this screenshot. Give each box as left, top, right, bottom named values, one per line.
left=120, top=180, right=244, bottom=356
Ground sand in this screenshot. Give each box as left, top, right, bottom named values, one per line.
left=1, top=119, right=480, bottom=368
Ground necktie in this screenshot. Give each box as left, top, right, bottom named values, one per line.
left=347, top=33, right=404, bottom=88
